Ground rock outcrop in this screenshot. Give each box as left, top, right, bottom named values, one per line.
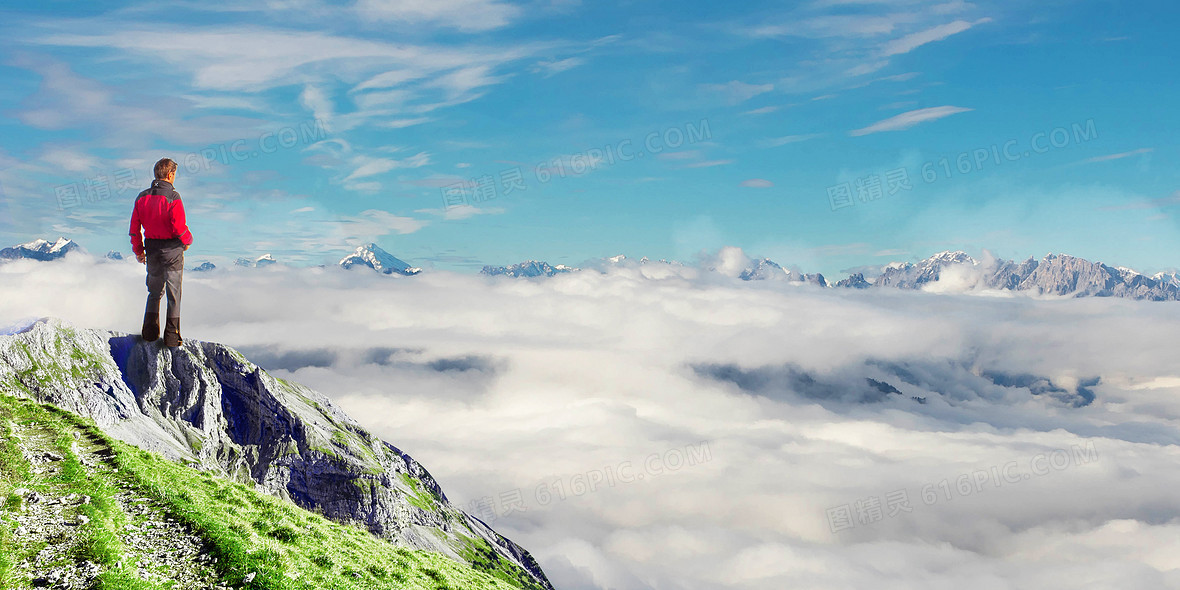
left=0, top=318, right=551, bottom=590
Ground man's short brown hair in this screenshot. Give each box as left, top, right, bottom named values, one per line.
left=153, top=158, right=178, bottom=180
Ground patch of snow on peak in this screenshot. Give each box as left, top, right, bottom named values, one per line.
left=339, top=243, right=418, bottom=275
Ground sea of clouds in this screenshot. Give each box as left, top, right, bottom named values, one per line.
left=2, top=250, right=1179, bottom=590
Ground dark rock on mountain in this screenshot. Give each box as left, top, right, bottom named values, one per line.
left=980, top=371, right=1097, bottom=407
left=0, top=318, right=552, bottom=590
left=802, top=273, right=828, bottom=288
left=834, top=273, right=871, bottom=289
left=696, top=357, right=1099, bottom=409
left=984, top=256, right=1035, bottom=290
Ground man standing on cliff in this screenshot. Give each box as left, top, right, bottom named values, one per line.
left=129, top=158, right=193, bottom=347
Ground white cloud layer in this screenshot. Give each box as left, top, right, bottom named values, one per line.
left=2, top=251, right=1179, bottom=590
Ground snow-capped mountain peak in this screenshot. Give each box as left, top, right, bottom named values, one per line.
left=738, top=258, right=789, bottom=281
left=234, top=254, right=278, bottom=268
left=927, top=250, right=977, bottom=265
left=1151, top=271, right=1180, bottom=287
left=0, top=236, right=82, bottom=261
left=874, top=251, right=978, bottom=289
left=339, top=243, right=421, bottom=276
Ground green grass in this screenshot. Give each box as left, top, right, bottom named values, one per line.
left=399, top=472, right=441, bottom=512
left=1, top=396, right=156, bottom=590
left=0, top=401, right=26, bottom=587
left=0, top=395, right=528, bottom=590
left=458, top=534, right=551, bottom=590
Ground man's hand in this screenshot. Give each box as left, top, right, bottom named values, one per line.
left=183, top=244, right=189, bottom=251
left=136, top=252, right=147, bottom=264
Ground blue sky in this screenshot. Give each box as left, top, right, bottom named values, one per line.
left=0, top=0, right=1177, bottom=276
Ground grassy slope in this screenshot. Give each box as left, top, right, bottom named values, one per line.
left=0, top=394, right=523, bottom=590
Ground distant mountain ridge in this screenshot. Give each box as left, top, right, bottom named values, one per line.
left=0, top=237, right=81, bottom=261
left=4, top=236, right=1175, bottom=301
left=481, top=261, right=575, bottom=278
left=480, top=250, right=1178, bottom=301
left=852, top=250, right=1180, bottom=300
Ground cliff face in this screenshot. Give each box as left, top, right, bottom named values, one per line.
left=0, top=318, right=551, bottom=590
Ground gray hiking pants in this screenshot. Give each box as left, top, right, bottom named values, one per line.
left=145, top=238, right=184, bottom=319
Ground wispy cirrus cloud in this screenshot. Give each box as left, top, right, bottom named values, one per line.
left=193, top=0, right=526, bottom=32
left=656, top=150, right=703, bottom=162
left=1099, top=191, right=1180, bottom=211
left=740, top=178, right=774, bottom=188
left=849, top=105, right=972, bottom=136
left=731, top=2, right=994, bottom=93
left=761, top=133, right=823, bottom=147
left=416, top=204, right=507, bottom=220
left=682, top=159, right=735, bottom=169
left=336, top=208, right=428, bottom=237
left=742, top=105, right=788, bottom=116
left=305, top=139, right=431, bottom=191
left=354, top=0, right=522, bottom=32
left=35, top=25, right=540, bottom=96
left=881, top=18, right=991, bottom=56
left=341, top=153, right=431, bottom=191
left=531, top=57, right=586, bottom=77
left=344, top=153, right=432, bottom=181
left=1079, top=148, right=1154, bottom=164
left=9, top=55, right=266, bottom=149
left=747, top=13, right=914, bottom=39
left=701, top=80, right=775, bottom=105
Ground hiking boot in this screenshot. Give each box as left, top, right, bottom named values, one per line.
left=141, top=312, right=160, bottom=342
left=163, top=317, right=183, bottom=348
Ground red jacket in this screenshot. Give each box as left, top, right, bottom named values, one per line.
left=129, top=179, right=193, bottom=257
